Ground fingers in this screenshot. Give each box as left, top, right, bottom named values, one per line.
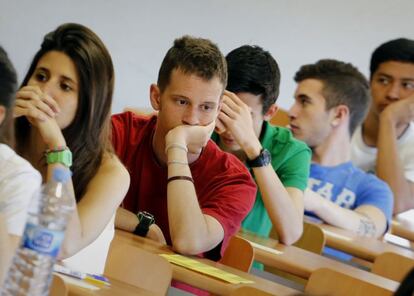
left=215, top=118, right=226, bottom=134
left=15, top=86, right=60, bottom=121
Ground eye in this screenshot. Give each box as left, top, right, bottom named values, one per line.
left=200, top=104, right=214, bottom=112
left=60, top=82, right=72, bottom=92
left=176, top=99, right=188, bottom=106
left=35, top=72, right=47, bottom=82
left=402, top=81, right=414, bottom=90
left=376, top=77, right=390, bottom=85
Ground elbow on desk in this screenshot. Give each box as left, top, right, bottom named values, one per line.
left=171, top=237, right=205, bottom=255
left=278, top=223, right=303, bottom=246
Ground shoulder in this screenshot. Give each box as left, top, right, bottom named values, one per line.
left=111, top=111, right=155, bottom=130
left=350, top=164, right=391, bottom=194
left=0, top=144, right=41, bottom=182
left=95, top=152, right=130, bottom=188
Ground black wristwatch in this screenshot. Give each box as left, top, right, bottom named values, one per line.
left=246, top=148, right=271, bottom=168
left=133, top=211, right=155, bottom=237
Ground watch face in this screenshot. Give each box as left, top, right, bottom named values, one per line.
left=138, top=211, right=155, bottom=227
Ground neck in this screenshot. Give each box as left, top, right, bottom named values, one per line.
left=312, top=127, right=351, bottom=166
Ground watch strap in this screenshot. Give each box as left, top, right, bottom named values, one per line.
left=45, top=148, right=73, bottom=168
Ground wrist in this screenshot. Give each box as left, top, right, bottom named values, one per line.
left=243, top=139, right=263, bottom=160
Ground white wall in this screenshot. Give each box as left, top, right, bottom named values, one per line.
left=1, top=0, right=413, bottom=113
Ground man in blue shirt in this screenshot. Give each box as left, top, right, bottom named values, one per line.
left=289, top=59, right=393, bottom=239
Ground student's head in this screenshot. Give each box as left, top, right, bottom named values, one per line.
left=369, top=38, right=414, bottom=117
left=0, top=46, right=17, bottom=146
left=150, top=35, right=227, bottom=135
left=218, top=45, right=280, bottom=152
left=289, top=59, right=369, bottom=148
left=16, top=23, right=114, bottom=200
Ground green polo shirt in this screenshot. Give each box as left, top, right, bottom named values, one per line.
left=212, top=122, right=311, bottom=237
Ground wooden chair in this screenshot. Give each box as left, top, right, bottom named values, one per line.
left=49, top=274, right=68, bottom=296
left=104, top=240, right=172, bottom=295
left=269, top=108, right=289, bottom=127
left=265, top=222, right=326, bottom=285
left=372, top=252, right=414, bottom=282
left=230, top=286, right=275, bottom=296
left=220, top=235, right=254, bottom=272
left=305, top=268, right=393, bottom=296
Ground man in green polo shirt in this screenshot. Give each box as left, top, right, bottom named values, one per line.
left=212, top=45, right=311, bottom=246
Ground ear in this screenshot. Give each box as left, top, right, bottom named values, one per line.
left=331, top=104, right=349, bottom=127
left=149, top=84, right=161, bottom=111
left=263, top=104, right=279, bottom=121
left=0, top=106, right=6, bottom=126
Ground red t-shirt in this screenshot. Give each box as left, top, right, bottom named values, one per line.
left=111, top=112, right=256, bottom=260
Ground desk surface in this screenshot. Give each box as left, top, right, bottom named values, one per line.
left=63, top=274, right=156, bottom=296
left=237, top=230, right=399, bottom=293
left=317, top=223, right=414, bottom=262
left=114, top=230, right=299, bottom=296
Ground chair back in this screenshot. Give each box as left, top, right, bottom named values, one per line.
left=219, top=235, right=254, bottom=272
left=49, top=274, right=68, bottom=296
left=230, top=286, right=275, bottom=296
left=305, top=268, right=392, bottom=296
left=269, top=108, right=289, bottom=127
left=372, top=252, right=414, bottom=282
left=104, top=240, right=172, bottom=295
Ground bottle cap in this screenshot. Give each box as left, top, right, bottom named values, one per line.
left=53, top=168, right=72, bottom=183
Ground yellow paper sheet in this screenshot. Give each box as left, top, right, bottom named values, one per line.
left=160, top=254, right=254, bottom=284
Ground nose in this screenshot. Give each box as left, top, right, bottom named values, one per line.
left=386, top=81, right=400, bottom=101
left=288, top=103, right=299, bottom=120
left=182, top=106, right=199, bottom=126
left=39, top=81, right=56, bottom=99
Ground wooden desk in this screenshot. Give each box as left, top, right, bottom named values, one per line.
left=114, top=230, right=299, bottom=296
left=237, top=230, right=399, bottom=293
left=317, top=223, right=414, bottom=262
left=62, top=274, right=156, bottom=296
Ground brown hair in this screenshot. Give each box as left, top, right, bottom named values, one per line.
left=157, top=35, right=227, bottom=92
left=294, top=59, right=369, bottom=135
left=0, top=46, right=17, bottom=147
left=15, top=23, right=114, bottom=202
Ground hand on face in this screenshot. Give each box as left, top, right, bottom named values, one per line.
left=380, top=95, right=414, bottom=127
left=216, top=90, right=258, bottom=151
left=166, top=120, right=215, bottom=154
left=14, top=85, right=65, bottom=147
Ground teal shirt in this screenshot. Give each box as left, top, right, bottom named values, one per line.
left=212, top=122, right=311, bottom=237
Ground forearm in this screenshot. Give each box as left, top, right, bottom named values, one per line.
left=309, top=192, right=382, bottom=237
left=377, top=117, right=414, bottom=213
left=115, top=207, right=138, bottom=232
left=253, top=165, right=303, bottom=245
left=167, top=147, right=221, bottom=254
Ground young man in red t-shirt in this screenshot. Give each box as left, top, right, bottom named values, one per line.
left=112, top=36, right=256, bottom=261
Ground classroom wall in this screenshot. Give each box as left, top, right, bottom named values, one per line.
left=1, top=0, right=413, bottom=113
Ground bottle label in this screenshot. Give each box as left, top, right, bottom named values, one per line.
left=22, top=223, right=65, bottom=257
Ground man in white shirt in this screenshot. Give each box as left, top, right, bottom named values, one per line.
left=351, top=38, right=414, bottom=214
left=0, top=46, right=41, bottom=281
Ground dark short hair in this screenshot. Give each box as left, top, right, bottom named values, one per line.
left=157, top=35, right=227, bottom=92
left=16, top=23, right=114, bottom=201
left=226, top=45, right=280, bottom=115
left=0, top=46, right=17, bottom=146
left=294, top=59, right=369, bottom=135
left=370, top=38, right=414, bottom=79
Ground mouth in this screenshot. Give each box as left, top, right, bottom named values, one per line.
left=288, top=123, right=300, bottom=133
left=221, top=136, right=236, bottom=146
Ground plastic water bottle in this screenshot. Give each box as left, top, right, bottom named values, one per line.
left=1, top=168, right=75, bottom=296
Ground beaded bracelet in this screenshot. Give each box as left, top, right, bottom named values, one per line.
left=167, top=160, right=189, bottom=166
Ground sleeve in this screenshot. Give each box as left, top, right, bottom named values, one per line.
left=277, top=146, right=311, bottom=191
left=200, top=166, right=256, bottom=261
left=111, top=112, right=130, bottom=161
left=355, top=174, right=394, bottom=228
left=402, top=144, right=414, bottom=183
left=0, top=169, right=41, bottom=236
